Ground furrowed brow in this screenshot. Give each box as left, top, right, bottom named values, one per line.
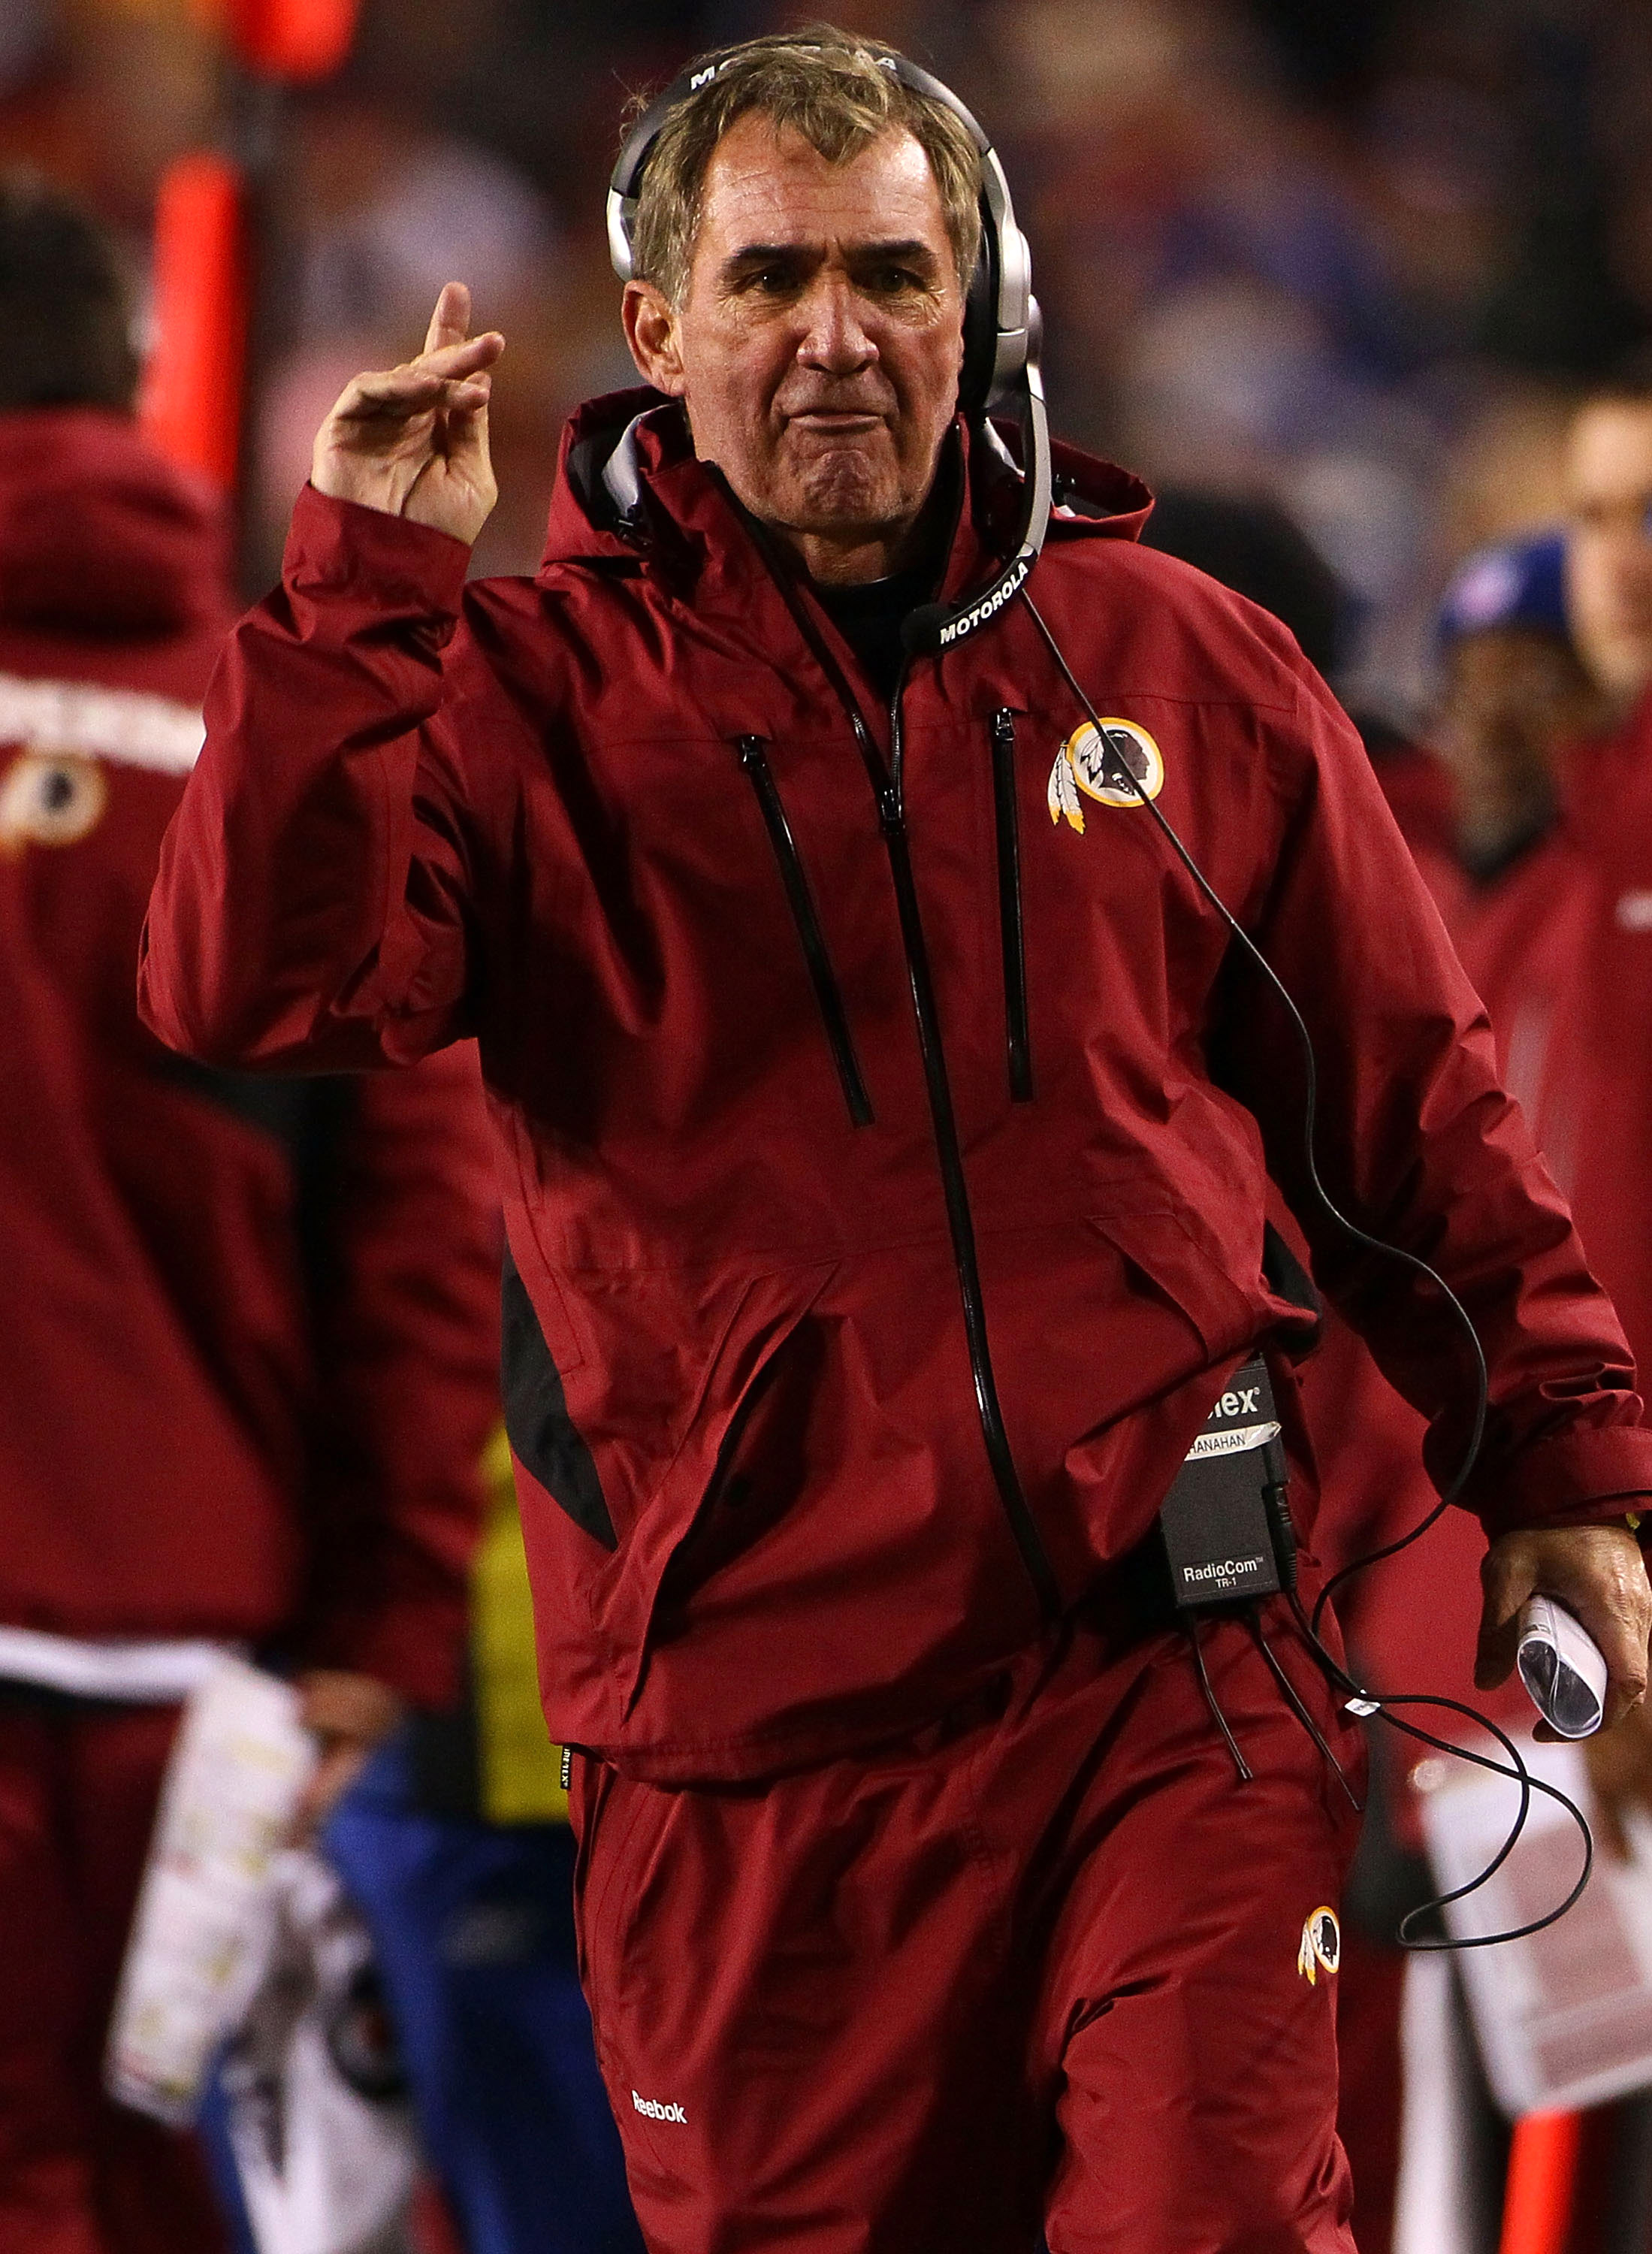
left=720, top=236, right=943, bottom=278
left=850, top=237, right=941, bottom=268
left=720, top=242, right=814, bottom=277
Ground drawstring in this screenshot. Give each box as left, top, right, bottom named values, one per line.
left=1248, top=1611, right=1364, bottom=1812
left=1185, top=1616, right=1252, bottom=1784
left=1183, top=1606, right=1364, bottom=1810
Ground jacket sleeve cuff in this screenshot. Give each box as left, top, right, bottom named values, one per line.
left=1473, top=1426, right=1652, bottom=1541
left=283, top=483, right=473, bottom=618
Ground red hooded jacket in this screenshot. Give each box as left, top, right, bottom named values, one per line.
left=140, top=394, right=1652, bottom=1779
left=2, top=408, right=497, bottom=1704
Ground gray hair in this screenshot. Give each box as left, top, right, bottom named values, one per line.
left=628, top=26, right=983, bottom=307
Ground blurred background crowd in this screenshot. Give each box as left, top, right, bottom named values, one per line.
left=8, top=0, right=1652, bottom=678
left=9, top=3, right=1652, bottom=2254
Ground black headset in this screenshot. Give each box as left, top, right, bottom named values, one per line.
left=605, top=41, right=1052, bottom=656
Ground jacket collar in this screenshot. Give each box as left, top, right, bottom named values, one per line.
left=539, top=388, right=1155, bottom=617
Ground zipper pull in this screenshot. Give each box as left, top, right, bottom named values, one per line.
left=989, top=707, right=1034, bottom=1103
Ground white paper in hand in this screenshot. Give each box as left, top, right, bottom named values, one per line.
left=106, top=1655, right=316, bottom=2124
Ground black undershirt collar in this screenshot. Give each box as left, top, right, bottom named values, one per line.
left=811, top=557, right=944, bottom=706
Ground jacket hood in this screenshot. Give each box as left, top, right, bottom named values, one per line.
left=0, top=407, right=233, bottom=633
left=539, top=387, right=1154, bottom=579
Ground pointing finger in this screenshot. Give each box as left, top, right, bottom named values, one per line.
left=424, top=280, right=473, bottom=358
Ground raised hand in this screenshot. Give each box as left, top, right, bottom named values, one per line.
left=312, top=282, right=505, bottom=545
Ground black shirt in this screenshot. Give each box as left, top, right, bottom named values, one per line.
left=813, top=558, right=941, bottom=708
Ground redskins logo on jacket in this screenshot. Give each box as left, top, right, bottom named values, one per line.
left=1047, top=718, right=1164, bottom=832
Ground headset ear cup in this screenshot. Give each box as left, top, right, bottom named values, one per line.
left=958, top=222, right=1000, bottom=419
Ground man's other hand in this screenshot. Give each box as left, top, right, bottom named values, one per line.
left=290, top=1668, right=405, bottom=1842
left=312, top=282, right=503, bottom=544
left=1475, top=1521, right=1650, bottom=1734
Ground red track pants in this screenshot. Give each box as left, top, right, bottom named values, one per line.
left=570, top=1591, right=1366, bottom=2254
left=0, top=1694, right=228, bottom=2254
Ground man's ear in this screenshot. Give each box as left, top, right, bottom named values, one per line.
left=623, top=280, right=685, bottom=397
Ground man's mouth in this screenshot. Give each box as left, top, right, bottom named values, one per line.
left=785, top=409, right=886, bottom=432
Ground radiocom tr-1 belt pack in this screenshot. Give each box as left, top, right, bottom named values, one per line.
left=1158, top=1355, right=1293, bottom=1608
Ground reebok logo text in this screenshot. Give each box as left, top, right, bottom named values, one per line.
left=633, top=2091, right=687, bottom=2124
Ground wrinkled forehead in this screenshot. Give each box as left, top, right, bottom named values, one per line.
left=691, top=113, right=952, bottom=268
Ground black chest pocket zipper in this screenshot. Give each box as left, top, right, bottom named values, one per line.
left=732, top=736, right=874, bottom=1128
left=989, top=708, right=1034, bottom=1102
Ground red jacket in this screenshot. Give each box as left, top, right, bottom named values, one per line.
left=1, top=408, right=497, bottom=1704
left=140, top=393, right=1652, bottom=1779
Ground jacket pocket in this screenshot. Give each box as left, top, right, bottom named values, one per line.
left=1087, top=1203, right=1256, bottom=1367
left=967, top=1199, right=1257, bottom=1559
left=612, top=1261, right=838, bottom=1715
left=502, top=1245, right=612, bottom=1549
left=732, top=736, right=874, bottom=1128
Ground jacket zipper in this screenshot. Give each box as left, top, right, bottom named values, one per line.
left=730, top=533, right=1061, bottom=1622
left=879, top=681, right=1061, bottom=1621
left=732, top=734, right=874, bottom=1129
left=990, top=708, right=1034, bottom=1102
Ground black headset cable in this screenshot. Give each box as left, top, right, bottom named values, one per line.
left=1019, top=588, right=1595, bottom=1949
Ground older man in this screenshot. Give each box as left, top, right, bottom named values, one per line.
left=140, top=32, right=1652, bottom=2254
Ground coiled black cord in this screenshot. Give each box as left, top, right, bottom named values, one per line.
left=1022, top=590, right=1593, bottom=1947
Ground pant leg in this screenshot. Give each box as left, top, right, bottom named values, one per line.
left=567, top=1696, right=1042, bottom=2254
left=569, top=1599, right=1363, bottom=2254
left=325, top=1738, right=643, bottom=2254
left=1016, top=1603, right=1365, bottom=2254
left=0, top=1694, right=227, bottom=2254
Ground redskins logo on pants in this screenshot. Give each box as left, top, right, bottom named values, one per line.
left=1298, top=1906, right=1342, bottom=1985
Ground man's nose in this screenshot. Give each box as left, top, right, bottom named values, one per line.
left=796, top=278, right=877, bottom=373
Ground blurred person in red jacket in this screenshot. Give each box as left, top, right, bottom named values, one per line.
left=1303, top=533, right=1611, bottom=2254
left=1547, top=369, right=1652, bottom=1885
left=1318, top=389, right=1652, bottom=2254
left=0, top=175, right=499, bottom=2254
left=1548, top=369, right=1652, bottom=1375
